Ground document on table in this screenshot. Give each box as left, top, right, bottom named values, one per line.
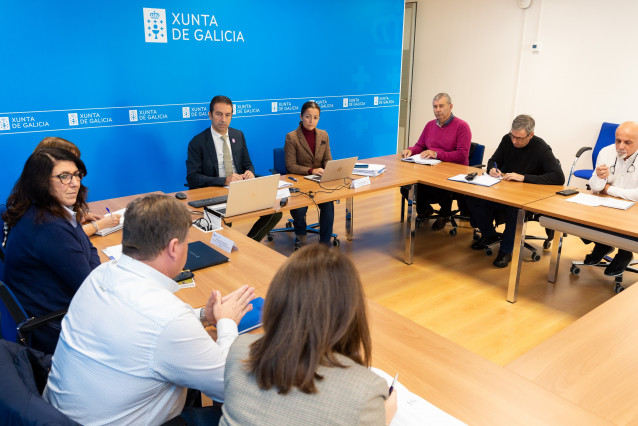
left=566, top=193, right=635, bottom=210
left=278, top=180, right=292, bottom=188
left=102, top=244, right=122, bottom=260
left=94, top=208, right=126, bottom=236
left=401, top=155, right=441, bottom=166
left=448, top=173, right=500, bottom=187
left=371, top=367, right=466, bottom=426
left=352, top=163, right=387, bottom=177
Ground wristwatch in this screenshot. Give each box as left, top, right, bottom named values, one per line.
left=200, top=308, right=212, bottom=327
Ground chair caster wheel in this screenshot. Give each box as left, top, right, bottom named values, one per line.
left=266, top=234, right=274, bottom=242
left=615, top=283, right=625, bottom=293
left=570, top=265, right=580, bottom=275
left=333, top=238, right=340, bottom=247
left=531, top=253, right=541, bottom=262
left=294, top=243, right=301, bottom=251
left=472, top=232, right=481, bottom=241
left=485, top=248, right=493, bottom=256
left=543, top=240, right=551, bottom=249
left=449, top=228, right=457, bottom=236
left=285, top=222, right=293, bottom=229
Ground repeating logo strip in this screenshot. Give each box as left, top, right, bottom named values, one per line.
left=0, top=94, right=399, bottom=135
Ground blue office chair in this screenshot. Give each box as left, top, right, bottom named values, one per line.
left=267, top=148, right=340, bottom=248
left=400, top=142, right=485, bottom=236
left=0, top=281, right=66, bottom=347
left=567, top=122, right=619, bottom=185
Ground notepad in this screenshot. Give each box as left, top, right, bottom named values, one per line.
left=94, top=208, right=126, bottom=236
left=566, top=193, right=635, bottom=210
left=448, top=173, right=500, bottom=187
left=401, top=155, right=441, bottom=166
left=352, top=163, right=386, bottom=177
left=236, top=297, right=265, bottom=334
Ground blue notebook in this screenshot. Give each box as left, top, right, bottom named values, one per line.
left=237, top=297, right=265, bottom=334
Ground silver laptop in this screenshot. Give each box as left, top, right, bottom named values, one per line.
left=304, top=157, right=358, bottom=183
left=207, top=174, right=280, bottom=217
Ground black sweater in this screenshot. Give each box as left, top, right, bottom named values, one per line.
left=487, top=134, right=565, bottom=185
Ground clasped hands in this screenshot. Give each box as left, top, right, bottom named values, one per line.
left=202, top=284, right=256, bottom=326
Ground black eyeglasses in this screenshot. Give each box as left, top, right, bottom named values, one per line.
left=509, top=132, right=530, bottom=142
left=51, top=171, right=84, bottom=184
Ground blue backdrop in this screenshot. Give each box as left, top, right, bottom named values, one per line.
left=0, top=1, right=403, bottom=202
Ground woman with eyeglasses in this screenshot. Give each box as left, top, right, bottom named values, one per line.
left=284, top=101, right=334, bottom=247
left=2, top=147, right=100, bottom=353
left=33, top=136, right=121, bottom=236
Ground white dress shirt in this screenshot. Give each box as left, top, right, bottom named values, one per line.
left=44, top=254, right=238, bottom=425
left=211, top=126, right=236, bottom=177
left=589, top=145, right=638, bottom=201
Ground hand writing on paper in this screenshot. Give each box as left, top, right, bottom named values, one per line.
left=596, top=164, right=610, bottom=179
left=205, top=284, right=255, bottom=325
left=502, top=172, right=524, bottom=182
left=489, top=168, right=503, bottom=178
left=385, top=389, right=398, bottom=425
left=400, top=149, right=412, bottom=158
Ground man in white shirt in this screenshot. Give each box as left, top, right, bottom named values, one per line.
left=583, top=121, right=638, bottom=275
left=186, top=95, right=282, bottom=242
left=44, top=194, right=255, bottom=425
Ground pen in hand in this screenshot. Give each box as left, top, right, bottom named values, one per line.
left=389, top=373, right=398, bottom=396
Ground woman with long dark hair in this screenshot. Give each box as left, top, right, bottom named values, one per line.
left=3, top=147, right=100, bottom=353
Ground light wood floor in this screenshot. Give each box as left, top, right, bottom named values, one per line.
left=233, top=190, right=631, bottom=366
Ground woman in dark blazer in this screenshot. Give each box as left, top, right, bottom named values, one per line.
left=220, top=244, right=397, bottom=426
left=3, top=147, right=100, bottom=353
left=284, top=101, right=334, bottom=246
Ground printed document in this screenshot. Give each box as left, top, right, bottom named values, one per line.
left=566, top=193, right=635, bottom=210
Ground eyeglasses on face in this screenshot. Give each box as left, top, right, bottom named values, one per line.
left=509, top=132, right=530, bottom=142
left=51, top=171, right=84, bottom=184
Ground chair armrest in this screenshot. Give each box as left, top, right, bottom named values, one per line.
left=575, top=146, right=592, bottom=158
left=19, top=309, right=67, bottom=334
left=471, top=163, right=485, bottom=169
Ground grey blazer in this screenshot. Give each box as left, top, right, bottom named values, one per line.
left=186, top=127, right=255, bottom=188
left=284, top=125, right=332, bottom=175
left=220, top=334, right=387, bottom=426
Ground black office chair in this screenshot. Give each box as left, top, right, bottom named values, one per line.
left=400, top=142, right=485, bottom=236
left=0, top=281, right=66, bottom=347
left=266, top=148, right=340, bottom=248
left=475, top=212, right=554, bottom=261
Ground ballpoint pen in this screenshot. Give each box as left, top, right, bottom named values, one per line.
left=105, top=207, right=111, bottom=215
left=288, top=176, right=298, bottom=182
left=388, top=373, right=398, bottom=395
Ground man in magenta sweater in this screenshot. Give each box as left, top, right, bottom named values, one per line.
left=400, top=93, right=472, bottom=231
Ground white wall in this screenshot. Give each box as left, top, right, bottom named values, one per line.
left=408, top=0, right=638, bottom=187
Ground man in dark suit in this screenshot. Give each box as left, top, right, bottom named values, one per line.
left=186, top=95, right=281, bottom=241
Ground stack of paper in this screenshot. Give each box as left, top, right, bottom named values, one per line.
left=401, top=155, right=441, bottom=166
left=566, top=193, right=635, bottom=210
left=352, top=163, right=386, bottom=177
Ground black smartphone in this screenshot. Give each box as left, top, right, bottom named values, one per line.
left=174, top=270, right=194, bottom=282
left=465, top=172, right=478, bottom=181
left=556, top=189, right=579, bottom=196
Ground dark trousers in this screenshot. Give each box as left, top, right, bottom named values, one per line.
left=174, top=389, right=222, bottom=425
left=246, top=212, right=283, bottom=242
left=290, top=201, right=334, bottom=244
left=400, top=184, right=453, bottom=216
left=466, top=196, right=519, bottom=254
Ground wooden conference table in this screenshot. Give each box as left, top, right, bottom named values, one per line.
left=181, top=155, right=568, bottom=302
left=507, top=279, right=638, bottom=425
left=87, top=191, right=608, bottom=425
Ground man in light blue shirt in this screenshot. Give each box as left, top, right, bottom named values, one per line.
left=44, top=194, right=255, bottom=425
